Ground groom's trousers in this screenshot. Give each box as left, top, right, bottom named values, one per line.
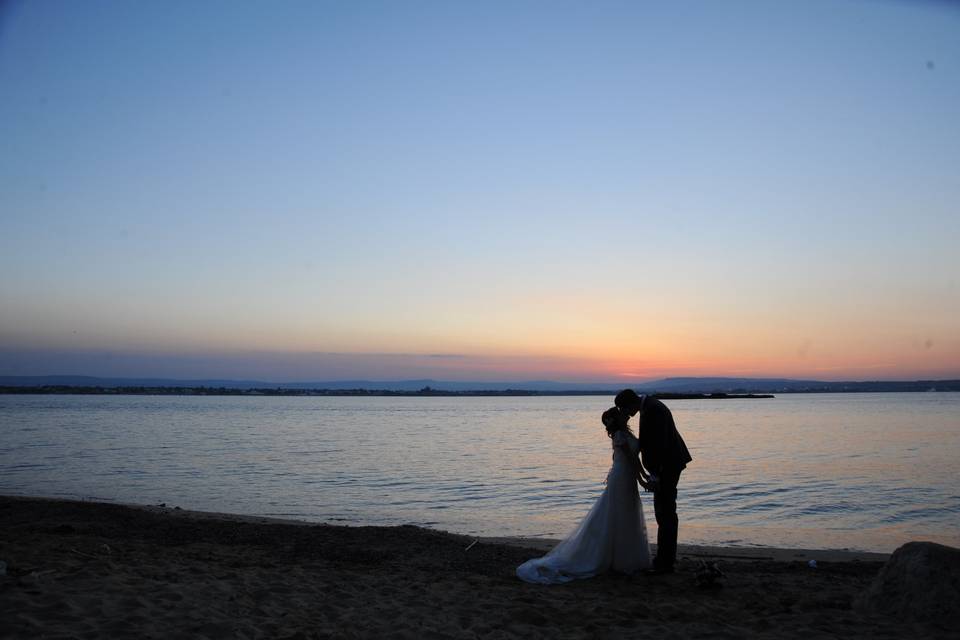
left=653, top=467, right=682, bottom=569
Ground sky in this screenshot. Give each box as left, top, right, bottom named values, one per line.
left=1, top=0, right=958, bottom=383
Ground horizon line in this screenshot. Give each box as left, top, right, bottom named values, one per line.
left=3, top=374, right=959, bottom=386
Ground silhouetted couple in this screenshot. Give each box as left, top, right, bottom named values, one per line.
left=517, top=389, right=692, bottom=584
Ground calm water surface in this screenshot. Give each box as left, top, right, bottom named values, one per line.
left=1, top=393, right=957, bottom=552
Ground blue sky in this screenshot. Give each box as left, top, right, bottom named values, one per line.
left=1, top=0, right=958, bottom=381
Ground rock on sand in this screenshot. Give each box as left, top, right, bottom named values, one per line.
left=856, top=541, right=960, bottom=626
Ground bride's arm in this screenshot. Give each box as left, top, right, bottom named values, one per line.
left=627, top=433, right=651, bottom=481
left=636, top=463, right=653, bottom=490
left=632, top=444, right=654, bottom=490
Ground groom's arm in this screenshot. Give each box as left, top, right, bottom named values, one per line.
left=648, top=403, right=673, bottom=475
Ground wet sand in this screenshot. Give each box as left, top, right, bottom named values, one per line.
left=0, top=495, right=952, bottom=639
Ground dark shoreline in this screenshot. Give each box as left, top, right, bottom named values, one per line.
left=0, top=385, right=775, bottom=398
left=4, top=376, right=958, bottom=395
left=5, top=495, right=947, bottom=639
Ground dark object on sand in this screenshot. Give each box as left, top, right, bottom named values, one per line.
left=856, top=541, right=960, bottom=626
left=695, top=560, right=724, bottom=588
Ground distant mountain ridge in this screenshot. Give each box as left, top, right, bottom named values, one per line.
left=2, top=375, right=958, bottom=393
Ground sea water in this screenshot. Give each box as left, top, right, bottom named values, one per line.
left=1, top=392, right=957, bottom=552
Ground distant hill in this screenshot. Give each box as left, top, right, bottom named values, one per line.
left=642, top=377, right=960, bottom=393
left=1, top=375, right=958, bottom=393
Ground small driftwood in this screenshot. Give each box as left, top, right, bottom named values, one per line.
left=695, top=560, right=725, bottom=589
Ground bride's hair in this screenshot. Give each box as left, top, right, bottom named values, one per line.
left=601, top=407, right=631, bottom=438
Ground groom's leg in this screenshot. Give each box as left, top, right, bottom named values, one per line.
left=653, top=469, right=681, bottom=569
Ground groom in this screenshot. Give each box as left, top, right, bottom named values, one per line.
left=615, top=389, right=692, bottom=574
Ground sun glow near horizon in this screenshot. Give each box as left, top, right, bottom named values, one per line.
left=2, top=334, right=957, bottom=382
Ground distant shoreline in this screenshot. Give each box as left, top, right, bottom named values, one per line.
left=0, top=385, right=775, bottom=399
left=3, top=375, right=958, bottom=395
left=4, top=384, right=960, bottom=397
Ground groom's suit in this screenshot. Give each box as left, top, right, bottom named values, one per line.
left=636, top=396, right=692, bottom=571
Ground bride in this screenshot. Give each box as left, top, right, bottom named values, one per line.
left=516, top=407, right=651, bottom=584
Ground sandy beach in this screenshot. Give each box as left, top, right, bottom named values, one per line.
left=1, top=495, right=953, bottom=639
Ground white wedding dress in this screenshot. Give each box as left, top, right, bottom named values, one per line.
left=516, top=430, right=651, bottom=584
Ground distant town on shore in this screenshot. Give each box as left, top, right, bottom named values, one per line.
left=1, top=375, right=957, bottom=396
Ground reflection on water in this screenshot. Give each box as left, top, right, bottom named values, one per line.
left=1, top=393, right=957, bottom=552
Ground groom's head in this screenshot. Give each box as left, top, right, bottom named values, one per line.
left=615, top=389, right=644, bottom=417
